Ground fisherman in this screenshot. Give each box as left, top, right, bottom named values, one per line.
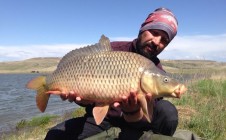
left=45, top=7, right=179, bottom=140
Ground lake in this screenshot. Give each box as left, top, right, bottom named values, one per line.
left=0, top=72, right=201, bottom=134
left=0, top=73, right=78, bottom=133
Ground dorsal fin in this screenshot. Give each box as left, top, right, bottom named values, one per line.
left=98, top=35, right=112, bottom=52
left=57, top=35, right=111, bottom=68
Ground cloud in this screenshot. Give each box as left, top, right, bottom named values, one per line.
left=0, top=44, right=87, bottom=62
left=159, top=34, right=226, bottom=62
left=0, top=34, right=226, bottom=62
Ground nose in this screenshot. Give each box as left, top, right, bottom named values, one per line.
left=153, top=36, right=161, bottom=46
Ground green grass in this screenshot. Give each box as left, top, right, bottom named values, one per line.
left=173, top=79, right=226, bottom=140
left=2, top=79, right=226, bottom=140
left=0, top=108, right=86, bottom=140
left=0, top=57, right=60, bottom=73
left=1, top=59, right=226, bottom=139
left=16, top=115, right=58, bottom=130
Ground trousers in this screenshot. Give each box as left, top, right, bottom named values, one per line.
left=45, top=100, right=178, bottom=140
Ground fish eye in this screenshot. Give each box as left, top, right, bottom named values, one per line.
left=163, top=77, right=169, bottom=83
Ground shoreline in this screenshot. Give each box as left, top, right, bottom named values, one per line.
left=0, top=107, right=83, bottom=136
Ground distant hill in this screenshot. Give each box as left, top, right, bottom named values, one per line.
left=161, top=59, right=226, bottom=74
left=0, top=57, right=226, bottom=74
left=0, top=57, right=61, bottom=73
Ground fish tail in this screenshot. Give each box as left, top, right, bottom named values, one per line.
left=26, top=76, right=50, bottom=112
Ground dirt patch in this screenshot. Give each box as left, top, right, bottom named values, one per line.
left=176, top=106, right=197, bottom=121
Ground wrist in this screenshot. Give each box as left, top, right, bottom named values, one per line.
left=123, top=108, right=143, bottom=122
left=121, top=108, right=140, bottom=115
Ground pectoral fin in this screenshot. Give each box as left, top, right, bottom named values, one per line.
left=93, top=105, right=109, bottom=125
left=137, top=92, right=150, bottom=122
left=147, top=99, right=154, bottom=122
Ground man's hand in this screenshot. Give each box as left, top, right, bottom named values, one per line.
left=113, top=90, right=153, bottom=113
left=58, top=91, right=93, bottom=105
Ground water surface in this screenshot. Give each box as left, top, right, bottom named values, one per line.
left=0, top=74, right=77, bottom=133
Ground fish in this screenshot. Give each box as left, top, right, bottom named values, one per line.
left=26, top=35, right=187, bottom=125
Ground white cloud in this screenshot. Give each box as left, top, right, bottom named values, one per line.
left=0, top=34, right=226, bottom=62
left=159, top=34, right=226, bottom=62
left=0, top=44, right=87, bottom=62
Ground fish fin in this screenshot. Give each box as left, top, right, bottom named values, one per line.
left=93, top=105, right=109, bottom=125
left=57, top=35, right=111, bottom=68
left=26, top=76, right=50, bottom=112
left=26, top=76, right=46, bottom=90
left=98, top=35, right=112, bottom=52
left=137, top=92, right=151, bottom=122
left=147, top=99, right=154, bottom=122
left=36, top=87, right=50, bottom=112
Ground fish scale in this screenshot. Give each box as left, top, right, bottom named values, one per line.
left=47, top=51, right=152, bottom=103
left=26, top=35, right=187, bottom=125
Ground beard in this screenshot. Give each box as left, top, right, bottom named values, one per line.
left=136, top=38, right=158, bottom=60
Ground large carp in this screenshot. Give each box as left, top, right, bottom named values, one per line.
left=26, top=35, right=186, bottom=125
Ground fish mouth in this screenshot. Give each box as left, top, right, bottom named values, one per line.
left=172, top=84, right=187, bottom=98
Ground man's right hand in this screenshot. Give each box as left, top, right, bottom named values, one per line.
left=59, top=91, right=94, bottom=105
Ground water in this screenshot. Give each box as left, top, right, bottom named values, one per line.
left=0, top=72, right=207, bottom=134
left=0, top=74, right=78, bottom=133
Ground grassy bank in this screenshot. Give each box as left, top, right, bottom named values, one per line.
left=1, top=58, right=226, bottom=74
left=1, top=108, right=86, bottom=140
left=173, top=78, right=226, bottom=139
left=1, top=58, right=226, bottom=139
left=0, top=57, right=60, bottom=73
left=2, top=78, right=226, bottom=140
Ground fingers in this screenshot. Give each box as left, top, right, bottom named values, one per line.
left=68, top=91, right=77, bottom=103
left=60, top=94, right=68, bottom=101
left=122, top=95, right=128, bottom=105
left=60, top=91, right=67, bottom=101
left=113, top=102, right=120, bottom=108
left=59, top=91, right=78, bottom=102
left=146, top=93, right=153, bottom=102
left=76, top=97, right=82, bottom=102
left=121, top=90, right=137, bottom=106
left=129, top=91, right=137, bottom=106
left=120, top=90, right=140, bottom=112
left=119, top=90, right=153, bottom=113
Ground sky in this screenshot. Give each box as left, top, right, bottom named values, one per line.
left=0, top=0, right=226, bottom=62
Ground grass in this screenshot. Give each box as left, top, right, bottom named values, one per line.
left=0, top=108, right=86, bottom=140
left=0, top=57, right=60, bottom=73
left=1, top=58, right=226, bottom=139
left=15, top=115, right=58, bottom=130
left=172, top=78, right=226, bottom=140
left=2, top=78, right=226, bottom=140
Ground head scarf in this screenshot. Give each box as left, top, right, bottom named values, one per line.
left=139, top=7, right=178, bottom=41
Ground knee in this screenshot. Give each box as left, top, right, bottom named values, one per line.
left=155, top=100, right=178, bottom=121
left=151, top=100, right=178, bottom=135
left=45, top=129, right=65, bottom=140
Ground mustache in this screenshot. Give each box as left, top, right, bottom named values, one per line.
left=136, top=41, right=158, bottom=59
left=142, top=41, right=157, bottom=51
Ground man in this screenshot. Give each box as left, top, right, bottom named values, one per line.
left=45, top=7, right=178, bottom=140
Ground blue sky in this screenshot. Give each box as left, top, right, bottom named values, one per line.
left=0, top=0, right=226, bottom=62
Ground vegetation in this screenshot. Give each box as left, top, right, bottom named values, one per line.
left=0, top=108, right=86, bottom=140
left=0, top=57, right=60, bottom=73
left=1, top=58, right=226, bottom=139
left=2, top=78, right=225, bottom=140
left=172, top=78, right=226, bottom=140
